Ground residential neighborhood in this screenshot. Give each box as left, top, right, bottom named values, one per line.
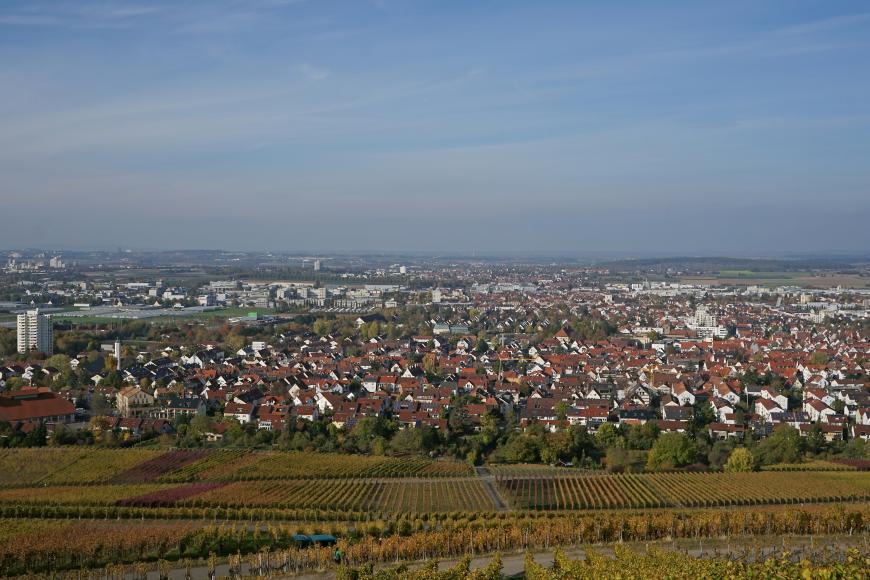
left=2, top=252, right=870, bottom=466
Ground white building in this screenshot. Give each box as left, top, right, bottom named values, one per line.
left=17, top=309, right=53, bottom=355
left=687, top=306, right=728, bottom=339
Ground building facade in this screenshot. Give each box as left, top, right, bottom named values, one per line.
left=17, top=309, right=53, bottom=355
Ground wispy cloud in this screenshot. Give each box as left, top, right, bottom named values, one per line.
left=297, top=63, right=331, bottom=81
left=772, top=12, right=870, bottom=37
left=0, top=0, right=308, bottom=31
left=0, top=2, right=164, bottom=29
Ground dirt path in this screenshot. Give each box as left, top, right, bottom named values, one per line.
left=475, top=466, right=508, bottom=511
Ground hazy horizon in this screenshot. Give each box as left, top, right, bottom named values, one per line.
left=2, top=1, right=869, bottom=254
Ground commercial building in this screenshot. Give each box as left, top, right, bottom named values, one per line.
left=0, top=388, right=75, bottom=426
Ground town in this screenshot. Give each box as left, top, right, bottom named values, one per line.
left=2, top=250, right=869, bottom=471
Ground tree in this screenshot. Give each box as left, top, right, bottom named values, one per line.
left=422, top=352, right=439, bottom=377
left=595, top=422, right=623, bottom=449
left=568, top=425, right=600, bottom=466
left=0, top=328, right=16, bottom=356
left=625, top=422, right=659, bottom=450
left=390, top=428, right=424, bottom=454
left=225, top=334, right=245, bottom=352
left=44, top=354, right=71, bottom=371
left=724, top=447, right=756, bottom=472
left=707, top=439, right=735, bottom=469
left=842, top=437, right=869, bottom=459
left=313, top=318, right=332, bottom=337
left=447, top=401, right=471, bottom=437
left=23, top=424, right=47, bottom=447
left=646, top=433, right=699, bottom=471
left=605, top=447, right=640, bottom=473
left=492, top=433, right=542, bottom=463
left=90, top=393, right=112, bottom=417
left=755, top=424, right=804, bottom=465
left=344, top=417, right=396, bottom=454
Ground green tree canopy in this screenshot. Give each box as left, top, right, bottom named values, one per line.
left=645, top=433, right=699, bottom=471
left=724, top=447, right=757, bottom=472
left=754, top=424, right=804, bottom=465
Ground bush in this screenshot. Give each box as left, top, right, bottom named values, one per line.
left=724, top=447, right=756, bottom=472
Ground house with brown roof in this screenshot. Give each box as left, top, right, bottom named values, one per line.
left=0, top=388, right=75, bottom=427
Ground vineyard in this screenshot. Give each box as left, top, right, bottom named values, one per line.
left=0, top=446, right=868, bottom=516
left=0, top=519, right=196, bottom=575
left=0, top=448, right=472, bottom=487
left=0, top=483, right=174, bottom=506
left=2, top=448, right=870, bottom=577
left=193, top=451, right=474, bottom=480
left=109, top=450, right=212, bottom=483
left=0, top=448, right=94, bottom=485
left=496, top=471, right=870, bottom=510
left=0, top=479, right=495, bottom=512
left=522, top=545, right=870, bottom=580
left=761, top=459, right=859, bottom=472
left=157, top=449, right=250, bottom=482
left=1, top=505, right=868, bottom=576
left=45, top=449, right=162, bottom=484
left=341, top=546, right=870, bottom=580
left=485, top=464, right=586, bottom=478
left=186, top=478, right=496, bottom=512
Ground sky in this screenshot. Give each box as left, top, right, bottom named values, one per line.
left=1, top=0, right=869, bottom=256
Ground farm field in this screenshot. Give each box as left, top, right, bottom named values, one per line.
left=0, top=448, right=472, bottom=487
left=0, top=468, right=867, bottom=517
left=187, top=478, right=496, bottom=512
left=197, top=451, right=473, bottom=480
left=45, top=449, right=163, bottom=484
left=0, top=483, right=174, bottom=505
left=0, top=505, right=869, bottom=577
left=0, top=448, right=94, bottom=485
left=485, top=464, right=598, bottom=477
left=495, top=471, right=870, bottom=510
left=0, top=479, right=494, bottom=512
left=0, top=448, right=869, bottom=515
left=761, top=459, right=857, bottom=471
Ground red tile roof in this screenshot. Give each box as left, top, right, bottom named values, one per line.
left=0, top=390, right=75, bottom=423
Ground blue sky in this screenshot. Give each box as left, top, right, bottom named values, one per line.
left=1, top=1, right=869, bottom=255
